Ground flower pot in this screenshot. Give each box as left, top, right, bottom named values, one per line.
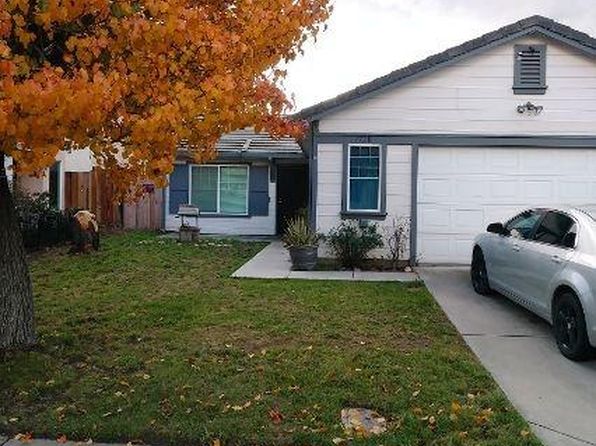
left=288, top=246, right=318, bottom=271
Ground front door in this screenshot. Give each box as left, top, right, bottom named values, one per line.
left=276, top=164, right=308, bottom=235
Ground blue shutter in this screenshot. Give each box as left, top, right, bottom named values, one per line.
left=169, top=164, right=189, bottom=214
left=249, top=165, right=269, bottom=216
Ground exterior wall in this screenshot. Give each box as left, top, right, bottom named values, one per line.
left=165, top=162, right=277, bottom=235
left=315, top=144, right=412, bottom=258
left=57, top=148, right=94, bottom=173
left=18, top=169, right=49, bottom=195
left=319, top=37, right=596, bottom=136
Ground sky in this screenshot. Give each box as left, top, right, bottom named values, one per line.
left=282, top=0, right=596, bottom=112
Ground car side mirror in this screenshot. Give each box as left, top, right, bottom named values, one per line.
left=487, top=222, right=508, bottom=236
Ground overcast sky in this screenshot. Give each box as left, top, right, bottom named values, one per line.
left=282, top=0, right=596, bottom=111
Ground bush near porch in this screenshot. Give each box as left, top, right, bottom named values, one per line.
left=0, top=233, right=540, bottom=445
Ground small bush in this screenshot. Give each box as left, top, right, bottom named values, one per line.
left=13, top=189, right=76, bottom=250
left=385, top=217, right=411, bottom=270
left=282, top=216, right=321, bottom=248
left=327, top=220, right=383, bottom=269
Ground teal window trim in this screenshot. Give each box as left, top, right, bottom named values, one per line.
left=342, top=143, right=387, bottom=218
left=189, top=164, right=250, bottom=216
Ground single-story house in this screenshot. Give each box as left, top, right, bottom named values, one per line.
left=296, top=15, right=596, bottom=265
left=165, top=128, right=308, bottom=235
left=9, top=129, right=308, bottom=233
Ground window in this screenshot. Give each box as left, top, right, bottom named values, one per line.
left=347, top=145, right=381, bottom=212
left=505, top=210, right=543, bottom=240
left=191, top=165, right=248, bottom=215
left=533, top=211, right=576, bottom=248
left=514, top=44, right=547, bottom=95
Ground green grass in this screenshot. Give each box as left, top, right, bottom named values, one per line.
left=0, top=232, right=541, bottom=446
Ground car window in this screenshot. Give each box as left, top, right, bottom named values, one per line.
left=505, top=210, right=542, bottom=239
left=533, top=211, right=576, bottom=248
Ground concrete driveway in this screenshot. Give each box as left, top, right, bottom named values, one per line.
left=419, top=267, right=596, bottom=446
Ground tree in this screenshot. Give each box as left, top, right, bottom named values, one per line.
left=0, top=0, right=331, bottom=350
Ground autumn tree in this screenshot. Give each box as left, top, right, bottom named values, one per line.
left=0, top=0, right=331, bottom=349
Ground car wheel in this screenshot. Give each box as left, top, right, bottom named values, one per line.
left=553, top=292, right=593, bottom=361
left=471, top=247, right=492, bottom=295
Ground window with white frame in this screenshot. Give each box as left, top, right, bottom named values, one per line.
left=347, top=145, right=381, bottom=212
left=191, top=165, right=249, bottom=215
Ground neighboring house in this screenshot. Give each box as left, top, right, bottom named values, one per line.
left=10, top=129, right=307, bottom=234
left=297, top=15, right=596, bottom=265
left=10, top=148, right=94, bottom=209
left=165, top=128, right=307, bottom=236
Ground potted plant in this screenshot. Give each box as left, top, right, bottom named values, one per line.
left=283, top=216, right=322, bottom=271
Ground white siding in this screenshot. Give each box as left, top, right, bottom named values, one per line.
left=316, top=144, right=412, bottom=259
left=319, top=37, right=596, bottom=135
left=57, top=148, right=94, bottom=173
left=315, top=144, right=343, bottom=233
left=165, top=168, right=277, bottom=236
left=18, top=170, right=49, bottom=195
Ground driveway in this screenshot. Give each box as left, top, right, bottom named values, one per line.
left=419, top=267, right=596, bottom=446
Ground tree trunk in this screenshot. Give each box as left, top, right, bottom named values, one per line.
left=0, top=152, right=36, bottom=350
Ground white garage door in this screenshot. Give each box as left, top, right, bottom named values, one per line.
left=417, top=146, right=596, bottom=264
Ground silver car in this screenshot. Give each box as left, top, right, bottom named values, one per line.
left=471, top=208, right=596, bottom=361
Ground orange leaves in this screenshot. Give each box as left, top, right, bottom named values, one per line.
left=1, top=0, right=331, bottom=196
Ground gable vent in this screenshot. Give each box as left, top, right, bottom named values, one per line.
left=514, top=44, right=547, bottom=95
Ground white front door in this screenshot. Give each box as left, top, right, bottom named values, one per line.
left=417, top=146, right=596, bottom=264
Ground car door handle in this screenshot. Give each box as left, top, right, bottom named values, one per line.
left=512, top=244, right=521, bottom=252
left=552, top=255, right=562, bottom=264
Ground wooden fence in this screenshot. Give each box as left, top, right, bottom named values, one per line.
left=64, top=170, right=163, bottom=230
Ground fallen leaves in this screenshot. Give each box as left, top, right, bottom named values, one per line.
left=268, top=408, right=284, bottom=424
left=13, top=432, right=32, bottom=443
left=475, top=408, right=493, bottom=426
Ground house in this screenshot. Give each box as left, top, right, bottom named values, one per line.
left=296, top=15, right=596, bottom=265
left=9, top=148, right=94, bottom=209
left=9, top=128, right=307, bottom=233
left=165, top=128, right=308, bottom=235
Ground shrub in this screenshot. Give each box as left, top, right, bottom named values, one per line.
left=327, top=220, right=383, bottom=269
left=13, top=189, right=76, bottom=250
left=385, top=217, right=411, bottom=270
left=282, top=216, right=322, bottom=248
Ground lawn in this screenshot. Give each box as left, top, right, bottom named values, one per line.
left=0, top=232, right=540, bottom=446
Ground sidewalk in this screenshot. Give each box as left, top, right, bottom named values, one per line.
left=231, top=241, right=418, bottom=282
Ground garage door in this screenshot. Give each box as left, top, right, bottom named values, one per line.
left=417, top=147, right=596, bottom=264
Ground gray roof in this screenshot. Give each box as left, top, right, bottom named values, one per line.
left=295, top=15, right=596, bottom=121
left=178, top=128, right=303, bottom=160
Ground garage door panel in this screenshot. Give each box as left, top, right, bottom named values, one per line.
left=487, top=150, right=519, bottom=170
left=420, top=178, right=452, bottom=199
left=455, top=179, right=489, bottom=198
left=456, top=150, right=486, bottom=171
left=559, top=180, right=591, bottom=200
left=489, top=179, right=520, bottom=201
left=417, top=146, right=596, bottom=264
left=419, top=206, right=451, bottom=230
left=523, top=180, right=554, bottom=200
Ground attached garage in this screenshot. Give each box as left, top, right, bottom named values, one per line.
left=417, top=147, right=596, bottom=264
left=298, top=16, right=596, bottom=266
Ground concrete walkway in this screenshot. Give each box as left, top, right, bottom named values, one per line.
left=232, top=241, right=418, bottom=282
left=419, top=267, right=596, bottom=446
